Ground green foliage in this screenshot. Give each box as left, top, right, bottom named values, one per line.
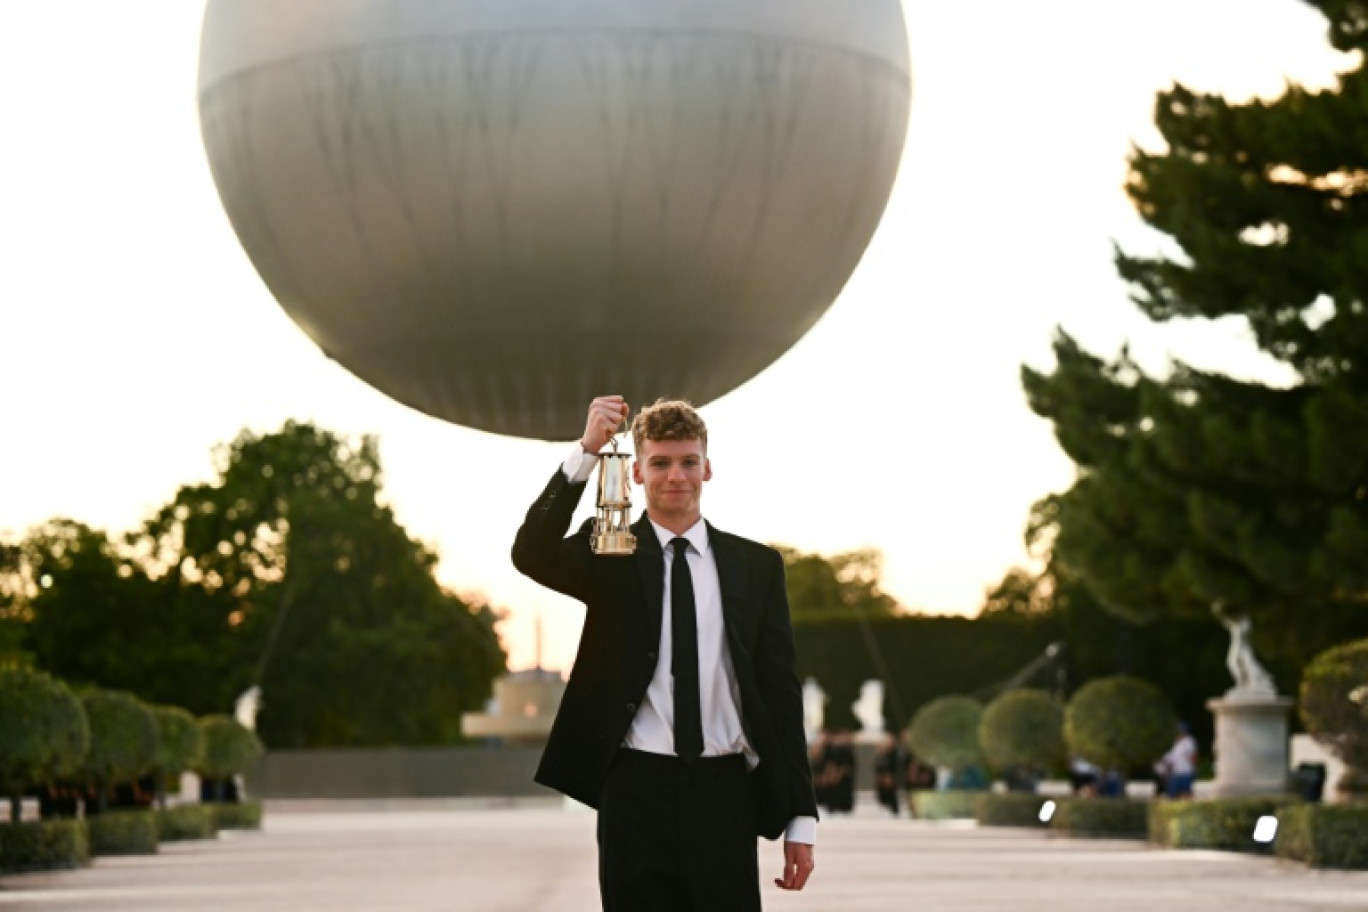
left=979, top=688, right=1065, bottom=771
left=1065, top=676, right=1174, bottom=772
left=908, top=696, right=984, bottom=771
left=210, top=800, right=263, bottom=830
left=0, top=819, right=90, bottom=873
left=794, top=614, right=1059, bottom=732
left=153, top=705, right=204, bottom=778
left=155, top=804, right=216, bottom=841
left=1149, top=796, right=1300, bottom=851
left=1, top=422, right=507, bottom=746
left=909, top=790, right=979, bottom=820
left=197, top=715, right=263, bottom=780
left=1051, top=797, right=1149, bottom=839
left=974, top=792, right=1049, bottom=828
left=10, top=520, right=243, bottom=714
left=777, top=546, right=899, bottom=622
left=1276, top=803, right=1368, bottom=870
left=87, top=809, right=158, bottom=856
left=1299, top=638, right=1368, bottom=776
left=0, top=667, right=88, bottom=810
left=80, top=690, right=159, bottom=795
left=1018, top=1, right=1368, bottom=661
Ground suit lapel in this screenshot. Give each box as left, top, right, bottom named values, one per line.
left=707, top=522, right=751, bottom=645
left=632, top=515, right=664, bottom=647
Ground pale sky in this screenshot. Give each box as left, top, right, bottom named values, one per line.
left=0, top=2, right=1352, bottom=674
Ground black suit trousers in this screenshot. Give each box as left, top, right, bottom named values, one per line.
left=597, top=750, right=760, bottom=912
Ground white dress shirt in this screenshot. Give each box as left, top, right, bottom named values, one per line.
left=562, top=446, right=816, bottom=845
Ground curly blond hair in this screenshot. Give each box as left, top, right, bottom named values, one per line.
left=631, top=398, right=708, bottom=454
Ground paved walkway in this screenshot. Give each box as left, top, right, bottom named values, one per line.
left=2, top=799, right=1366, bottom=911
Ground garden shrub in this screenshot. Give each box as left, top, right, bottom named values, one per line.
left=0, top=667, right=88, bottom=821
left=909, top=790, right=979, bottom=820
left=1299, top=638, right=1368, bottom=798
left=80, top=690, right=158, bottom=810
left=979, top=688, right=1064, bottom=786
left=1051, top=797, right=1149, bottom=838
left=197, top=716, right=263, bottom=783
left=1064, top=676, right=1174, bottom=773
left=87, top=809, right=158, bottom=856
left=211, top=800, right=263, bottom=831
left=155, top=804, right=216, bottom=841
left=975, top=792, right=1049, bottom=828
left=0, top=819, right=89, bottom=873
left=1276, top=804, right=1368, bottom=870
left=908, top=696, right=984, bottom=772
left=1148, top=796, right=1300, bottom=852
left=153, top=705, right=204, bottom=784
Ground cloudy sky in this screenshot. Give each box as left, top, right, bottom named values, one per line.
left=0, top=1, right=1352, bottom=672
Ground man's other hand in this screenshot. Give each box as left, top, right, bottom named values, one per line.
left=774, top=840, right=814, bottom=891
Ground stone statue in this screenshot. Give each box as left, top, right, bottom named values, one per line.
left=852, top=680, right=886, bottom=738
left=802, top=677, right=826, bottom=744
left=1212, top=604, right=1277, bottom=698
left=235, top=685, right=262, bottom=731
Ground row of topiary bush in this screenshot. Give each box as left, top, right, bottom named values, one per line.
left=0, top=664, right=264, bottom=873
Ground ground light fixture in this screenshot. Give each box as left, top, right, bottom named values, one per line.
left=1252, top=815, right=1279, bottom=844
left=1038, top=800, right=1057, bottom=823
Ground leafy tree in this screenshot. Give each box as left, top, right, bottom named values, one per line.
left=136, top=422, right=506, bottom=747
left=152, top=705, right=204, bottom=807
left=979, top=688, right=1065, bottom=774
left=1021, top=0, right=1368, bottom=673
left=12, top=521, right=241, bottom=713
left=1299, top=637, right=1368, bottom=794
left=777, top=546, right=900, bottom=622
left=196, top=715, right=263, bottom=802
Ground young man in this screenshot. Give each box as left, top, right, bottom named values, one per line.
left=512, top=395, right=817, bottom=911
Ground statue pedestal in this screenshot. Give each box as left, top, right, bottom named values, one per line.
left=1206, top=694, right=1294, bottom=796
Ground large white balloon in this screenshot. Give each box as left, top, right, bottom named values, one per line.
left=198, top=0, right=911, bottom=439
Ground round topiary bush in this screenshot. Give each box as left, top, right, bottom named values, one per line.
left=196, top=715, right=263, bottom=801
left=80, top=690, right=159, bottom=811
left=153, top=705, right=204, bottom=782
left=0, top=667, right=89, bottom=822
left=908, top=696, right=984, bottom=771
left=1064, top=676, right=1174, bottom=774
left=980, top=688, right=1065, bottom=773
left=1299, top=638, right=1368, bottom=795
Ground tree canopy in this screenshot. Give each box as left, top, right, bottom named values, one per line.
left=2, top=422, right=506, bottom=748
left=776, top=546, right=901, bottom=622
left=1021, top=0, right=1368, bottom=664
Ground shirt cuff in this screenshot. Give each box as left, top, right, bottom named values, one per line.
left=561, top=443, right=597, bottom=484
left=784, top=816, right=817, bottom=845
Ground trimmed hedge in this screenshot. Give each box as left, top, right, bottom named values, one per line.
left=156, top=804, right=216, bottom=842
left=154, top=706, right=204, bottom=780
left=909, top=790, right=979, bottom=820
left=211, top=800, right=264, bottom=831
left=975, top=792, right=1049, bottom=828
left=1299, top=638, right=1368, bottom=797
left=979, top=689, right=1065, bottom=772
left=81, top=690, right=159, bottom=805
left=908, top=697, right=984, bottom=771
left=1276, top=804, right=1368, bottom=870
left=0, top=819, right=90, bottom=873
left=1051, top=798, right=1149, bottom=839
left=1065, top=677, right=1174, bottom=773
left=197, top=716, right=263, bottom=780
left=87, top=809, right=159, bottom=856
left=0, top=667, right=89, bottom=816
left=1149, top=796, right=1300, bottom=852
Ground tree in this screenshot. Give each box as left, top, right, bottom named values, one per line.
left=1065, top=676, right=1175, bottom=776
left=79, top=689, right=158, bottom=813
left=776, top=546, right=900, bottom=622
left=1021, top=1, right=1368, bottom=674
left=136, top=422, right=507, bottom=747
left=13, top=521, right=241, bottom=713
left=0, top=667, right=88, bottom=823
left=907, top=695, right=984, bottom=772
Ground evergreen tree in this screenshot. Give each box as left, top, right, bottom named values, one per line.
left=1022, top=0, right=1368, bottom=674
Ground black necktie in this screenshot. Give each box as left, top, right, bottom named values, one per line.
left=670, top=537, right=703, bottom=763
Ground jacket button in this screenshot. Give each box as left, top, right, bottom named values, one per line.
left=647, top=651, right=657, bottom=662
left=626, top=702, right=637, bottom=714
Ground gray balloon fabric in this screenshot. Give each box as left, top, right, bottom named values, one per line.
left=198, top=0, right=911, bottom=440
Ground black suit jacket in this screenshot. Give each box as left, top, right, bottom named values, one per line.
left=511, top=469, right=818, bottom=840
